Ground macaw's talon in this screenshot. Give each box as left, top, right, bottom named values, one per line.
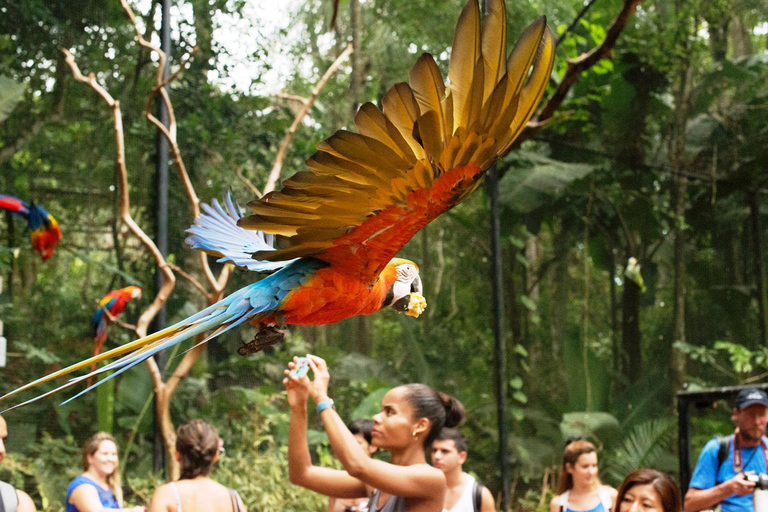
left=237, top=325, right=286, bottom=356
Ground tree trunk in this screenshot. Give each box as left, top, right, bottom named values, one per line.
left=749, top=192, right=768, bottom=346
left=621, top=277, right=642, bottom=383
left=729, top=15, right=753, bottom=57
left=671, top=173, right=688, bottom=390
left=669, top=4, right=693, bottom=393
left=550, top=218, right=568, bottom=361
left=349, top=0, right=363, bottom=118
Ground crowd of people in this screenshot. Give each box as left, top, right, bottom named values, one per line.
left=4, top=357, right=767, bottom=512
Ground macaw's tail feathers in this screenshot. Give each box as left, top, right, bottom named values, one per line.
left=87, top=323, right=109, bottom=386
left=0, top=194, right=30, bottom=218
left=0, top=284, right=268, bottom=412
left=186, top=193, right=295, bottom=272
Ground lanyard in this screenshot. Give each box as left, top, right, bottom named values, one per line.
left=733, top=433, right=768, bottom=473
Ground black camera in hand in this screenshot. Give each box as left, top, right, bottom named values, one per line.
left=744, top=473, right=768, bottom=490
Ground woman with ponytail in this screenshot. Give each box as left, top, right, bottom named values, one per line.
left=66, top=432, right=144, bottom=512
left=148, top=420, right=246, bottom=512
left=285, top=354, right=465, bottom=512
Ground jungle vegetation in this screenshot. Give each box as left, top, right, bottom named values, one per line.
left=1, top=0, right=768, bottom=510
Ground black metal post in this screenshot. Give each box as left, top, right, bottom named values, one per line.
left=677, top=395, right=691, bottom=497
left=153, top=0, right=171, bottom=475
left=487, top=167, right=511, bottom=511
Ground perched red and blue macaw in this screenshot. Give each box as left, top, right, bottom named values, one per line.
left=0, top=0, right=554, bottom=409
left=0, top=194, right=62, bottom=261
left=90, top=286, right=142, bottom=376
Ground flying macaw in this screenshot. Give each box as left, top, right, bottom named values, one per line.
left=0, top=194, right=62, bottom=261
left=89, top=286, right=143, bottom=381
left=0, top=0, right=555, bottom=410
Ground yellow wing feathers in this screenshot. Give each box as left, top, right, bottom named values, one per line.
left=237, top=0, right=554, bottom=272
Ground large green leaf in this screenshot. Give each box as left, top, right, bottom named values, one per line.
left=605, top=418, right=677, bottom=482
left=0, top=76, right=26, bottom=123
left=499, top=151, right=597, bottom=214
left=560, top=411, right=620, bottom=446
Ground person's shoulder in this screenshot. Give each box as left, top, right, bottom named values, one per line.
left=149, top=483, right=175, bottom=508
left=698, top=437, right=725, bottom=458
left=16, top=488, right=36, bottom=512
left=68, top=474, right=96, bottom=493
left=549, top=493, right=564, bottom=512
left=601, top=485, right=617, bottom=496
left=550, top=492, right=566, bottom=507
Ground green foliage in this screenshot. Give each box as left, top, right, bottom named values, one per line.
left=0, top=76, right=25, bottom=123
left=2, top=0, right=768, bottom=510
left=605, top=418, right=678, bottom=484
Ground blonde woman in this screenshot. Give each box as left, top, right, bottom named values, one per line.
left=550, top=439, right=617, bottom=512
left=66, top=432, right=144, bottom=512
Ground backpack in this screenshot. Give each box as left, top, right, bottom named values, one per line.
left=0, top=480, right=18, bottom=512
left=717, top=435, right=731, bottom=470
left=472, top=480, right=483, bottom=512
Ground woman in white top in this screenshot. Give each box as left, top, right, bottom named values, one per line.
left=550, top=439, right=617, bottom=512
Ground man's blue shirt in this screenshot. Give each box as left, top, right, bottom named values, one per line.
left=690, top=435, right=768, bottom=512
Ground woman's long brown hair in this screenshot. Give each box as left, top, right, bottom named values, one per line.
left=557, top=439, right=601, bottom=495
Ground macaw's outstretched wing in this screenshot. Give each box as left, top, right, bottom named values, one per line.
left=237, top=0, right=555, bottom=283
left=0, top=194, right=30, bottom=217
left=186, top=193, right=294, bottom=272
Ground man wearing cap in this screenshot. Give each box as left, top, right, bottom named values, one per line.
left=0, top=414, right=35, bottom=512
left=685, top=388, right=768, bottom=512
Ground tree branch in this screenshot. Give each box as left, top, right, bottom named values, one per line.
left=520, top=0, right=644, bottom=141
left=63, top=48, right=178, bottom=342
left=264, top=43, right=354, bottom=194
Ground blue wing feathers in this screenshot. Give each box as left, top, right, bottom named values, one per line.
left=186, top=193, right=294, bottom=272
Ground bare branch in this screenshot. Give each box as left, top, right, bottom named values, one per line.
left=520, top=0, right=644, bottom=141
left=275, top=92, right=309, bottom=104
left=168, top=263, right=209, bottom=296
left=264, top=43, right=354, bottom=194
left=235, top=166, right=263, bottom=198
left=63, top=48, right=177, bottom=341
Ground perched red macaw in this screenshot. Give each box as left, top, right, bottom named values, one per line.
left=0, top=194, right=62, bottom=261
left=89, top=286, right=142, bottom=380
left=0, top=0, right=554, bottom=409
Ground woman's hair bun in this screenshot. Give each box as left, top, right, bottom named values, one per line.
left=440, top=392, right=465, bottom=428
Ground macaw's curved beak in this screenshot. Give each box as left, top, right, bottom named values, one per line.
left=412, top=275, right=423, bottom=295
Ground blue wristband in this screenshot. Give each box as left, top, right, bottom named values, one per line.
left=316, top=398, right=335, bottom=413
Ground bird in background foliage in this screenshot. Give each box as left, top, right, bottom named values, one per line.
left=0, top=193, right=62, bottom=261
left=0, top=0, right=555, bottom=410
left=89, top=286, right=143, bottom=383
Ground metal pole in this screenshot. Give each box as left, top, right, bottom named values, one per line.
left=481, top=1, right=510, bottom=508
left=488, top=167, right=511, bottom=510
left=677, top=394, right=691, bottom=497
left=153, top=0, right=171, bottom=475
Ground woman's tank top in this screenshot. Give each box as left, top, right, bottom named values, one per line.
left=369, top=490, right=407, bottom=512
left=557, top=489, right=612, bottom=512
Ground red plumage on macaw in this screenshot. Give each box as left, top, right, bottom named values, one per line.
left=0, top=0, right=555, bottom=409
left=0, top=194, right=62, bottom=261
left=90, top=286, right=142, bottom=379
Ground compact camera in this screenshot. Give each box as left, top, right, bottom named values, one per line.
left=745, top=473, right=768, bottom=490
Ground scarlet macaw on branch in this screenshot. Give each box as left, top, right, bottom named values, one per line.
left=89, top=286, right=143, bottom=381
left=0, top=194, right=62, bottom=261
left=0, top=0, right=555, bottom=409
